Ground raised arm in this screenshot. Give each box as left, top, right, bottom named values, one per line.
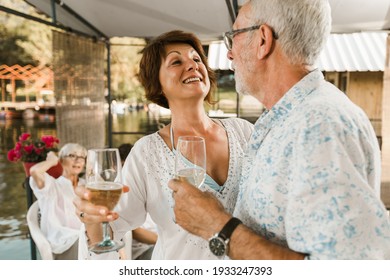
left=29, top=151, right=59, bottom=189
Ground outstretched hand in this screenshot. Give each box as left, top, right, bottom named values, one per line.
left=168, top=179, right=231, bottom=240
left=73, top=185, right=129, bottom=224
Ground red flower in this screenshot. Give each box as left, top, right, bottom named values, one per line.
left=23, top=144, right=34, bottom=154
left=41, top=135, right=59, bottom=148
left=7, top=149, right=19, bottom=162
left=35, top=147, right=44, bottom=155
left=8, top=133, right=60, bottom=163
left=15, top=142, right=22, bottom=151
left=19, top=133, right=31, bottom=142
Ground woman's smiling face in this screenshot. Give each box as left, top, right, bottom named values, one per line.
left=158, top=43, right=210, bottom=105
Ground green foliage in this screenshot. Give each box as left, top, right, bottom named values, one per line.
left=0, top=0, right=52, bottom=66
left=109, top=37, right=146, bottom=102
left=0, top=1, right=154, bottom=103
left=0, top=25, right=37, bottom=65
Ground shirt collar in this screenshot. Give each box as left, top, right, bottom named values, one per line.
left=254, top=69, right=324, bottom=129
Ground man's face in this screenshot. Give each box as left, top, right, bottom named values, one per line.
left=228, top=3, right=258, bottom=96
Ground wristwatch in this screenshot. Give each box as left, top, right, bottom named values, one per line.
left=209, top=217, right=242, bottom=257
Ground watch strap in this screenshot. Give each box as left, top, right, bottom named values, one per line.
left=218, top=217, right=242, bottom=241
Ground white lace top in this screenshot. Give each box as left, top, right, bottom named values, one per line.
left=111, top=117, right=254, bottom=259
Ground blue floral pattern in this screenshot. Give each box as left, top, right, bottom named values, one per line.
left=234, top=69, right=390, bottom=259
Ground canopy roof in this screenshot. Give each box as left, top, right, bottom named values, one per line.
left=25, top=0, right=390, bottom=42
left=209, top=31, right=388, bottom=72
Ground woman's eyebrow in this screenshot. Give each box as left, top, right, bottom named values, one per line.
left=166, top=50, right=181, bottom=57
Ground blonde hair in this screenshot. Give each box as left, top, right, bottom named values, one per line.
left=58, top=143, right=87, bottom=159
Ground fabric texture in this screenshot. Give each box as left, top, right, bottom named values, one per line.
left=30, top=174, right=83, bottom=254
left=98, top=117, right=254, bottom=260
left=234, top=69, right=390, bottom=259
left=131, top=213, right=157, bottom=259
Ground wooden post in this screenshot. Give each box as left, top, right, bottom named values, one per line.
left=381, top=35, right=390, bottom=209
left=11, top=78, right=16, bottom=103
left=1, top=79, right=5, bottom=102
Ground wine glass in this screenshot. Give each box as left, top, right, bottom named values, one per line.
left=174, top=136, right=206, bottom=188
left=85, top=148, right=124, bottom=253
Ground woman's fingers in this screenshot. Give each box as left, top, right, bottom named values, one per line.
left=73, top=185, right=113, bottom=223
left=123, top=185, right=130, bottom=193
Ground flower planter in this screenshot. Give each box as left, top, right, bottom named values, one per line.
left=23, top=162, right=63, bottom=178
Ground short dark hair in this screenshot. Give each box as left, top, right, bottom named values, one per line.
left=118, top=143, right=133, bottom=162
left=138, top=30, right=217, bottom=109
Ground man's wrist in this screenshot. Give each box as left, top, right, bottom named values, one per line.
left=209, top=217, right=242, bottom=257
left=207, top=213, right=232, bottom=239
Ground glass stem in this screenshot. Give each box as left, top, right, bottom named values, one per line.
left=102, top=222, right=111, bottom=242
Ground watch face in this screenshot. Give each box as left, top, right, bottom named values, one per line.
left=209, top=237, right=226, bottom=257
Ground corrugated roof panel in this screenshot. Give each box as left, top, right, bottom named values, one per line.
left=209, top=32, right=388, bottom=72
left=342, top=33, right=363, bottom=71
left=363, top=32, right=387, bottom=70
left=316, top=32, right=387, bottom=71
left=208, top=41, right=231, bottom=70
left=353, top=33, right=374, bottom=71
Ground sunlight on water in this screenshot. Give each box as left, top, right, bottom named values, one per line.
left=0, top=239, right=30, bottom=260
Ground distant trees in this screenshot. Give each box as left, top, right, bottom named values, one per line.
left=0, top=26, right=37, bottom=66
left=0, top=0, right=146, bottom=102
left=110, top=37, right=146, bottom=103
left=0, top=0, right=52, bottom=66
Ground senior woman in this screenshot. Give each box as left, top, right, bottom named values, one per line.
left=30, top=143, right=87, bottom=260
left=75, top=30, right=253, bottom=259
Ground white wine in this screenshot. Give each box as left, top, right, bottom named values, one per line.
left=86, top=181, right=122, bottom=210
left=177, top=168, right=206, bottom=187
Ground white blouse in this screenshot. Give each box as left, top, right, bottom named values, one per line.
left=93, top=117, right=253, bottom=260
left=30, top=174, right=83, bottom=254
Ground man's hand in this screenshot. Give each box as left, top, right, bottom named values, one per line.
left=168, top=178, right=231, bottom=240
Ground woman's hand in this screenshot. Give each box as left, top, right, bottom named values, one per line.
left=73, top=185, right=129, bottom=244
left=29, top=151, right=60, bottom=189
left=73, top=185, right=130, bottom=224
left=46, top=151, right=59, bottom=166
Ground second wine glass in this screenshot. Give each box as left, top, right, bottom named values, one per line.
left=85, top=148, right=124, bottom=254
left=174, top=136, right=206, bottom=188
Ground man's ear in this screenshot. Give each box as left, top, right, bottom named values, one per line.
left=256, top=25, right=275, bottom=60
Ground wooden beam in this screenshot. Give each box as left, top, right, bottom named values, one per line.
left=381, top=35, right=390, bottom=209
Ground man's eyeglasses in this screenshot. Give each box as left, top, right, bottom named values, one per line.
left=65, top=154, right=86, bottom=161
left=223, top=24, right=278, bottom=51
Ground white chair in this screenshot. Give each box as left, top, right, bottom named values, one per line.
left=26, top=201, right=53, bottom=260
left=119, top=230, right=133, bottom=260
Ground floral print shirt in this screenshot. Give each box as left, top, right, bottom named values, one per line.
left=234, top=69, right=390, bottom=259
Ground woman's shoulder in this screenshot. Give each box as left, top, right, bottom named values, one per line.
left=219, top=117, right=254, bottom=134
left=130, top=132, right=167, bottom=156
left=132, top=132, right=160, bottom=148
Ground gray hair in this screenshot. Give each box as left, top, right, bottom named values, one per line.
left=58, top=143, right=87, bottom=159
left=248, top=0, right=331, bottom=65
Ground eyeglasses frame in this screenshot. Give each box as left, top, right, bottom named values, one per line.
left=65, top=154, right=86, bottom=161
left=223, top=24, right=278, bottom=51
